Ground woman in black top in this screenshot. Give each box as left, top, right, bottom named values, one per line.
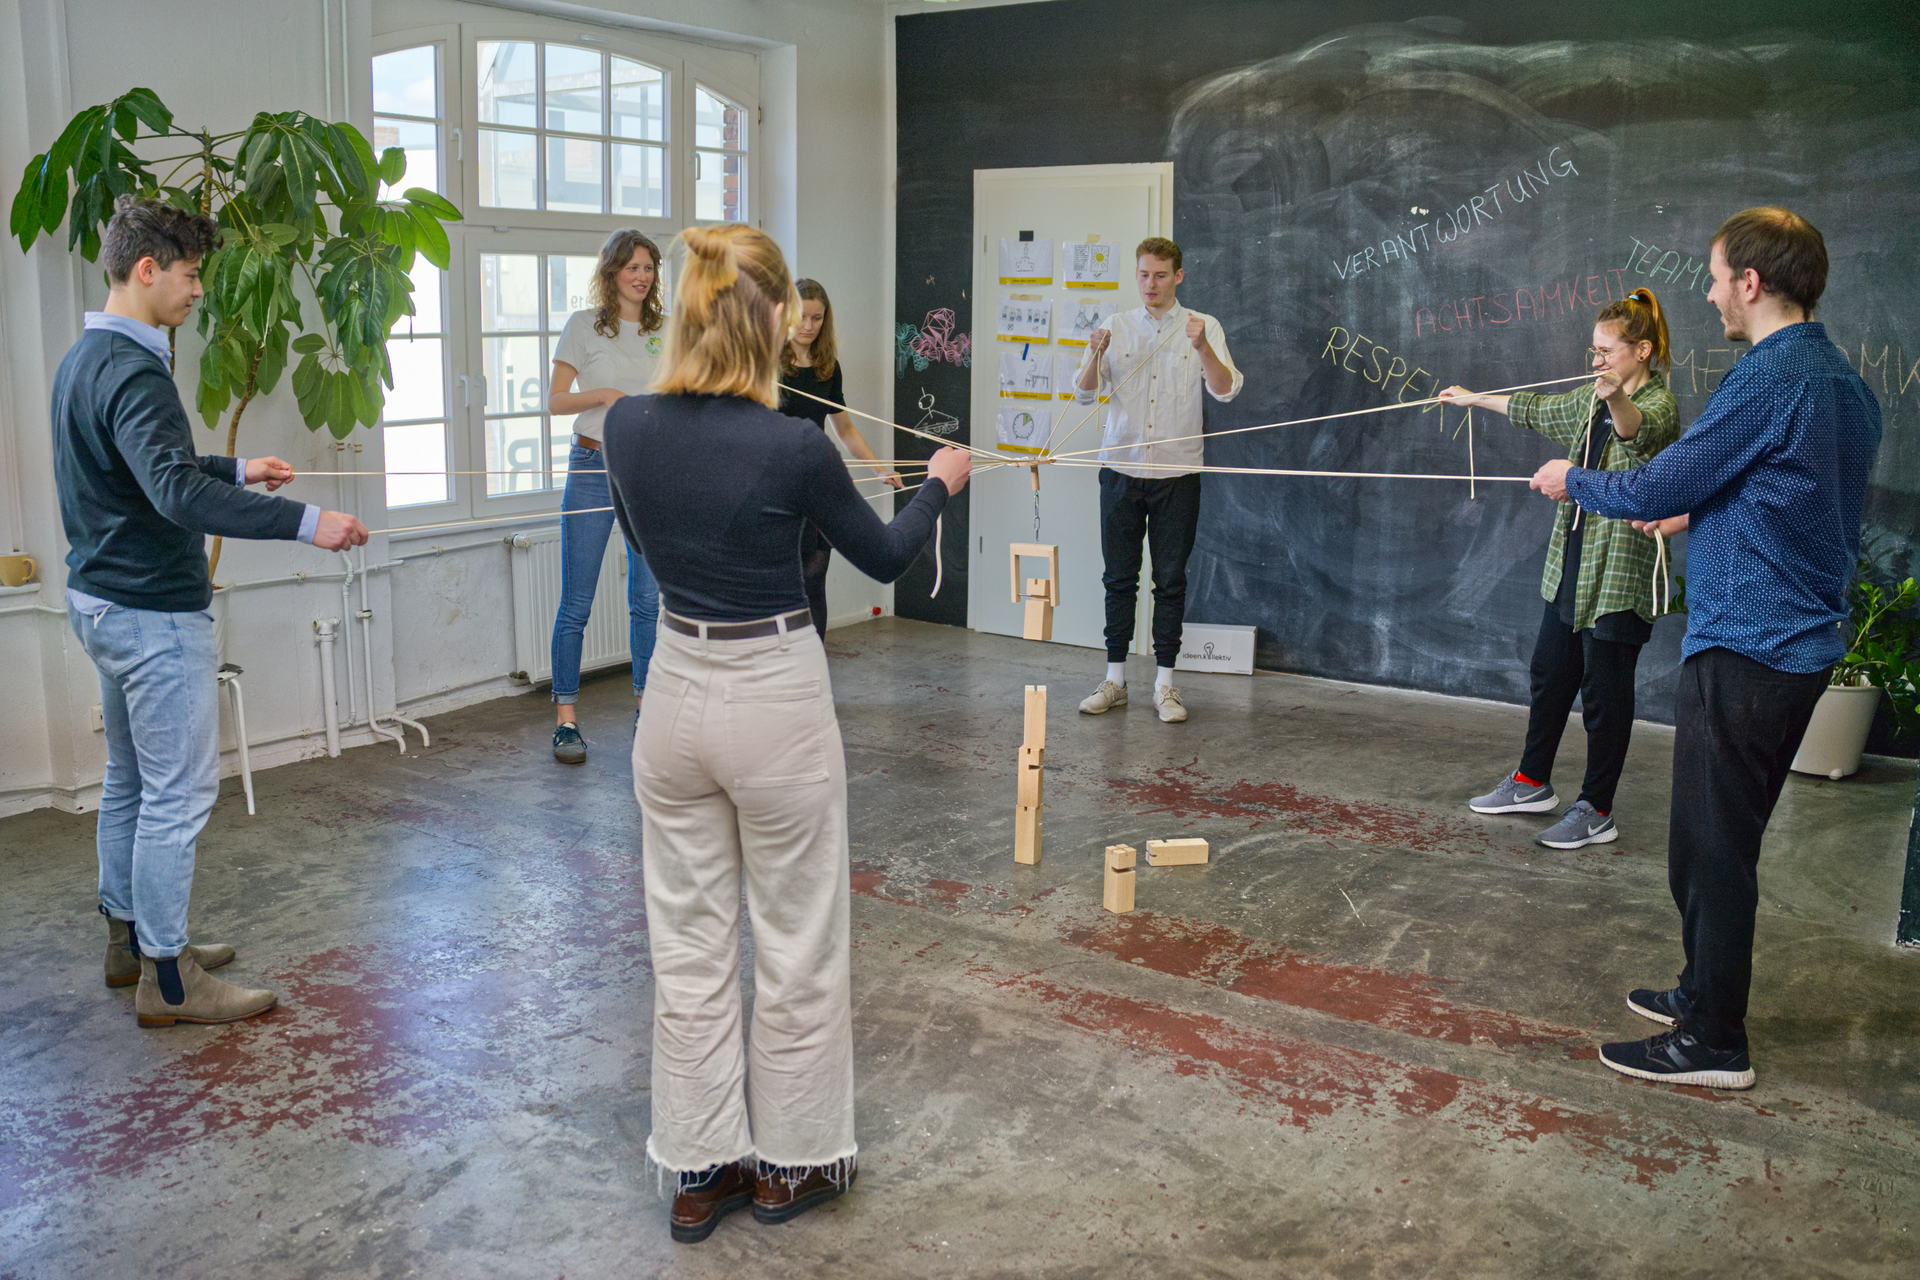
left=602, top=224, right=970, bottom=1242
left=777, top=279, right=903, bottom=637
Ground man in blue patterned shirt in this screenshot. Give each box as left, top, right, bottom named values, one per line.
left=1532, top=207, right=1881, bottom=1089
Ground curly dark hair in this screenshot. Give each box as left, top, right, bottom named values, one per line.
left=591, top=229, right=665, bottom=338
left=101, top=196, right=219, bottom=284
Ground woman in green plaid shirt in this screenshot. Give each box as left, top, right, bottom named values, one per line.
left=1440, top=288, right=1680, bottom=849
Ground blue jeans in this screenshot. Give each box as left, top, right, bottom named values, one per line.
left=552, top=444, right=659, bottom=702
left=69, top=601, right=220, bottom=958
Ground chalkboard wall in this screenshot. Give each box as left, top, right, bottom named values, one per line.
left=893, top=0, right=1919, bottom=743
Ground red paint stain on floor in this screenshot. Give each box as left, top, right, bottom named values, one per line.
left=1110, top=762, right=1501, bottom=854
left=1062, top=911, right=1585, bottom=1050
left=988, top=969, right=1717, bottom=1187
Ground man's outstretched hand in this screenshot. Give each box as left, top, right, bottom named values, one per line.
left=313, top=511, right=370, bottom=550
left=245, top=456, right=295, bottom=491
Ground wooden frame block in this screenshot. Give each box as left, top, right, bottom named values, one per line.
left=1023, top=686, right=1047, bottom=748
left=1008, top=543, right=1060, bottom=605
left=1105, top=843, right=1137, bottom=871
left=1018, top=744, right=1044, bottom=768
left=1017, top=763, right=1044, bottom=808
left=1103, top=865, right=1135, bottom=913
left=1146, top=837, right=1209, bottom=867
left=1015, top=804, right=1042, bottom=865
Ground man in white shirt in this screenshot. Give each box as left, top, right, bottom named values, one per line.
left=1073, top=237, right=1243, bottom=722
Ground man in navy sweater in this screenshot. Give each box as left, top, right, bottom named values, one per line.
left=1532, top=207, right=1881, bottom=1089
left=55, top=197, right=368, bottom=1027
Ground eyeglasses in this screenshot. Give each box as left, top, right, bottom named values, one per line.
left=1587, top=344, right=1644, bottom=360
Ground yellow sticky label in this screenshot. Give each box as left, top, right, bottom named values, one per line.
left=996, top=443, right=1050, bottom=455
left=996, top=333, right=1048, bottom=343
left=1004, top=391, right=1051, bottom=400
left=999, top=277, right=1053, bottom=286
left=1066, top=282, right=1119, bottom=290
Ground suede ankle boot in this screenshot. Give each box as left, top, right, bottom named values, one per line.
left=133, top=949, right=277, bottom=1027
left=102, top=907, right=236, bottom=988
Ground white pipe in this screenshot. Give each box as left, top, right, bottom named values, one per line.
left=347, top=550, right=406, bottom=752
left=339, top=552, right=360, bottom=728
left=313, top=618, right=341, bottom=757
left=369, top=544, right=432, bottom=747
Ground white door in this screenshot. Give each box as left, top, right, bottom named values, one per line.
left=967, top=164, right=1172, bottom=653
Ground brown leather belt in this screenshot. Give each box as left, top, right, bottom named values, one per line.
left=663, top=608, right=814, bottom=640
left=572, top=433, right=602, bottom=450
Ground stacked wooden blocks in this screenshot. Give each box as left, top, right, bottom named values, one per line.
left=1103, top=844, right=1136, bottom=913
left=1015, top=685, right=1046, bottom=864
left=1009, top=542, right=1059, bottom=642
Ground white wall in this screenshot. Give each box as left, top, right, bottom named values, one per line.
left=0, top=0, right=894, bottom=817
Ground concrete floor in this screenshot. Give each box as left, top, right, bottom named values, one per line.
left=3, top=617, right=1917, bottom=1279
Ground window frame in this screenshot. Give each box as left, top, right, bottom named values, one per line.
left=371, top=20, right=760, bottom=533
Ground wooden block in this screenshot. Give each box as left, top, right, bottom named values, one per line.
left=1026, top=577, right=1050, bottom=598
left=1103, top=865, right=1135, bottom=913
left=1018, top=744, right=1044, bottom=768
left=1146, top=837, right=1209, bottom=867
left=1023, top=685, right=1047, bottom=747
left=1014, top=804, right=1042, bottom=864
left=1022, top=598, right=1053, bottom=641
left=1017, top=762, right=1044, bottom=808
left=1105, top=843, right=1137, bottom=871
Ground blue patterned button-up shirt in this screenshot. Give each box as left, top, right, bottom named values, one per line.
left=1564, top=322, right=1881, bottom=673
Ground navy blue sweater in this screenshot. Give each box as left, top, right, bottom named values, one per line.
left=602, top=392, right=947, bottom=622
left=53, top=330, right=308, bottom=612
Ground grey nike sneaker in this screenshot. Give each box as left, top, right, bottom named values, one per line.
left=1467, top=772, right=1558, bottom=814
left=1078, top=680, right=1128, bottom=714
left=1534, top=799, right=1616, bottom=849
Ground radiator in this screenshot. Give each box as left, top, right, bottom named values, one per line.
left=508, top=527, right=633, bottom=686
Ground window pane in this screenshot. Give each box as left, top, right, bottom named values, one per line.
left=544, top=44, right=602, bottom=135
left=384, top=422, right=448, bottom=508
left=612, top=59, right=665, bottom=141
left=485, top=416, right=547, bottom=496
left=694, top=86, right=744, bottom=151
left=484, top=334, right=546, bottom=415
left=550, top=431, right=572, bottom=477
left=374, top=116, right=440, bottom=198
left=613, top=144, right=666, bottom=219
left=384, top=336, right=445, bottom=421
left=373, top=46, right=437, bottom=118
left=395, top=262, right=443, bottom=336
left=480, top=254, right=542, bottom=332
left=545, top=136, right=604, bottom=213
left=477, top=128, right=537, bottom=209
left=477, top=41, right=537, bottom=127
left=693, top=150, right=746, bottom=223
left=548, top=255, right=599, bottom=321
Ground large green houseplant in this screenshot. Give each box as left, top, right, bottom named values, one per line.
left=1835, top=565, right=1920, bottom=735
left=10, top=87, right=460, bottom=576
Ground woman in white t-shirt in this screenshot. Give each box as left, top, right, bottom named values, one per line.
left=546, top=229, right=667, bottom=764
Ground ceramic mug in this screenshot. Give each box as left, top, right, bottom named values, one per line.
left=0, top=554, right=35, bottom=587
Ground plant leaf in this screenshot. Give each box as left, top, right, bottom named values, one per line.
left=401, top=186, right=462, bottom=222
left=121, top=88, right=174, bottom=135
left=377, top=146, right=407, bottom=187
left=292, top=332, right=328, bottom=355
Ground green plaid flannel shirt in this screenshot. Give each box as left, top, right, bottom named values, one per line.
left=1508, top=373, right=1681, bottom=628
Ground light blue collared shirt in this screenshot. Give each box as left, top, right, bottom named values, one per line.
left=78, top=310, right=321, bottom=552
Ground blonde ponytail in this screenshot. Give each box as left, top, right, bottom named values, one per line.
left=1596, top=286, right=1671, bottom=373
left=652, top=225, right=797, bottom=408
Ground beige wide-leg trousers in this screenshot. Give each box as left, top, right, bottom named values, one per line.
left=634, top=614, right=855, bottom=1174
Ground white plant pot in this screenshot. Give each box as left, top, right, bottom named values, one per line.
left=1789, top=683, right=1883, bottom=780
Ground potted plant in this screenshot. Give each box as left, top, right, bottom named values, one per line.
left=10, top=87, right=462, bottom=580
left=1791, top=562, right=1920, bottom=779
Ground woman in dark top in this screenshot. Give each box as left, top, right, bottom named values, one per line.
left=777, top=278, right=903, bottom=637
left=601, top=224, right=970, bottom=1243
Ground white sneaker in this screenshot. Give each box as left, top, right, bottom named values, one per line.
left=1153, top=685, right=1188, bottom=723
left=1078, top=681, right=1128, bottom=714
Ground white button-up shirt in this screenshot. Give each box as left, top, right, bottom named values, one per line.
left=1074, top=303, right=1241, bottom=479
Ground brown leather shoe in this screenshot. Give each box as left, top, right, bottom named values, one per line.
left=104, top=915, right=234, bottom=988
left=752, top=1160, right=857, bottom=1225
left=669, top=1160, right=754, bottom=1243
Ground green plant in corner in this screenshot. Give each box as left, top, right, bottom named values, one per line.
left=9, top=87, right=461, bottom=578
left=1834, top=560, right=1920, bottom=738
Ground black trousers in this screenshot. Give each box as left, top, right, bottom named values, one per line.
left=1668, top=646, right=1829, bottom=1050
left=1098, top=468, right=1202, bottom=668
left=800, top=523, right=832, bottom=640
left=1517, top=600, right=1643, bottom=814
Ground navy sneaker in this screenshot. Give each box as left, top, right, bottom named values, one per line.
left=552, top=722, right=587, bottom=764
left=1599, top=1029, right=1754, bottom=1090
left=1468, top=772, right=1558, bottom=814
left=1534, top=799, right=1616, bottom=849
left=1627, top=986, right=1690, bottom=1027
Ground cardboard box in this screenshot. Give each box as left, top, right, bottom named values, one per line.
left=1174, top=623, right=1258, bottom=676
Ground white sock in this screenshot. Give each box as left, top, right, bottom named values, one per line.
left=1155, top=666, right=1175, bottom=691
left=1105, top=662, right=1126, bottom=687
